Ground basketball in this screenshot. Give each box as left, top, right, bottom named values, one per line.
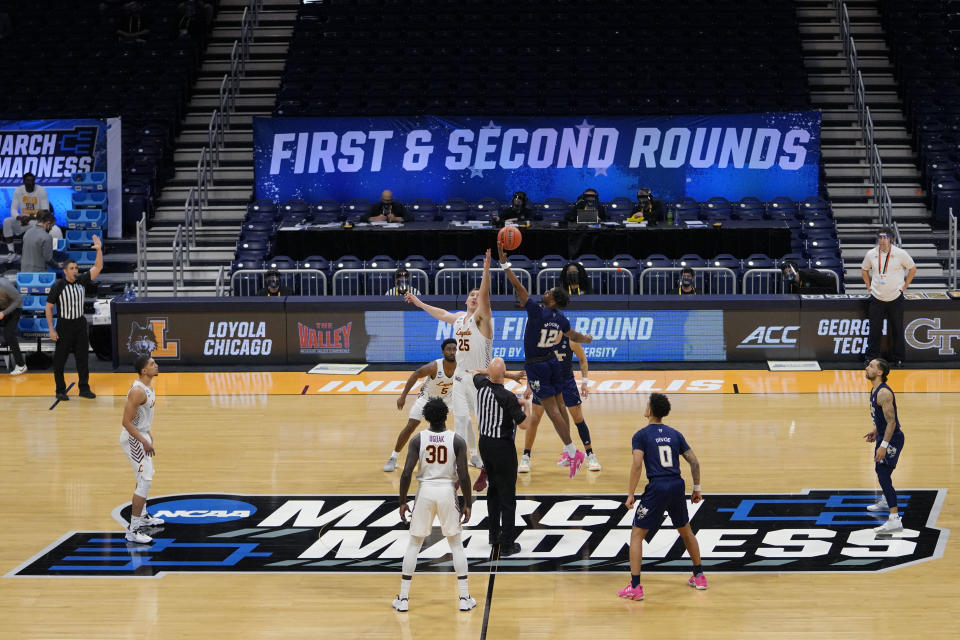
left=498, top=226, right=522, bottom=251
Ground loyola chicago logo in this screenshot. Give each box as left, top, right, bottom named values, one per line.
left=7, top=491, right=948, bottom=578
left=149, top=498, right=256, bottom=524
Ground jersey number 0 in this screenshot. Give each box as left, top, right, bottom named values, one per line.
left=425, top=445, right=448, bottom=464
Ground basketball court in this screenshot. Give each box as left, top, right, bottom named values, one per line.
left=1, top=368, right=956, bottom=638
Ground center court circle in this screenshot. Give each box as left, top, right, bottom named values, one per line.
left=147, top=498, right=257, bottom=524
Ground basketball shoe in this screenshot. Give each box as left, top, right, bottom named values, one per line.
left=568, top=450, right=586, bottom=478
left=617, top=584, right=644, bottom=600
left=383, top=455, right=398, bottom=472
left=140, top=512, right=165, bottom=526
left=875, top=515, right=904, bottom=534
left=459, top=596, right=477, bottom=611
left=556, top=451, right=571, bottom=466
left=866, top=498, right=888, bottom=512
left=586, top=453, right=602, bottom=471
left=125, top=528, right=152, bottom=544
left=688, top=574, right=708, bottom=590
left=518, top=454, right=531, bottom=473
left=392, top=595, right=409, bottom=612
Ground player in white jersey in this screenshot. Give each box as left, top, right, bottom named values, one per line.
left=383, top=339, right=458, bottom=471
left=394, top=398, right=475, bottom=612
left=120, top=355, right=164, bottom=543
left=406, top=249, right=499, bottom=468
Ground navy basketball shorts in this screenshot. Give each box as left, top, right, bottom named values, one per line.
left=875, top=429, right=905, bottom=470
left=531, top=373, right=581, bottom=408
left=525, top=359, right=564, bottom=400
left=633, top=477, right=690, bottom=530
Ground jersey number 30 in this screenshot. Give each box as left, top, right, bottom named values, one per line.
left=425, top=445, right=448, bottom=464
left=536, top=328, right=561, bottom=348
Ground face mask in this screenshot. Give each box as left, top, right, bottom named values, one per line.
left=565, top=271, right=579, bottom=285
left=783, top=269, right=797, bottom=282
left=266, top=278, right=280, bottom=288
left=681, top=276, right=693, bottom=287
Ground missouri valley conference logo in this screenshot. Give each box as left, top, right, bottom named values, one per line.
left=8, top=490, right=947, bottom=578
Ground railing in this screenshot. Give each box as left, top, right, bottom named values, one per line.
left=135, top=213, right=148, bottom=296
left=742, top=269, right=841, bottom=295
left=536, top=267, right=635, bottom=295
left=949, top=209, right=958, bottom=289
left=639, top=267, right=737, bottom=295
left=333, top=268, right=429, bottom=296
left=434, top=268, right=532, bottom=296
left=837, top=1, right=892, bottom=227
left=231, top=269, right=328, bottom=296
left=215, top=264, right=227, bottom=297
left=172, top=225, right=186, bottom=296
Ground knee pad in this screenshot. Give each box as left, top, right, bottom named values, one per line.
left=135, top=475, right=152, bottom=498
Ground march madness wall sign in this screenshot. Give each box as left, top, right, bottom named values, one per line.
left=7, top=490, right=948, bottom=578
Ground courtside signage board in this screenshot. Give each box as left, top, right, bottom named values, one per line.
left=9, top=490, right=947, bottom=577
left=254, top=112, right=821, bottom=204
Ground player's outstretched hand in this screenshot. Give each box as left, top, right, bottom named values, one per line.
left=397, top=395, right=406, bottom=410
left=403, top=291, right=420, bottom=306
left=863, top=431, right=876, bottom=443
left=624, top=495, right=635, bottom=509
left=399, top=501, right=411, bottom=523
left=460, top=505, right=471, bottom=524
left=483, top=248, right=491, bottom=270
left=496, top=242, right=508, bottom=266
left=582, top=334, right=594, bottom=344
left=91, top=233, right=102, bottom=251
left=691, top=490, right=703, bottom=504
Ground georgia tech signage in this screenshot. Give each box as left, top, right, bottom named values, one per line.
left=9, top=490, right=947, bottom=577
left=905, top=318, right=960, bottom=356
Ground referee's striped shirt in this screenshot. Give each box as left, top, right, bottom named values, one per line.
left=473, top=374, right=526, bottom=440
left=46, top=271, right=91, bottom=320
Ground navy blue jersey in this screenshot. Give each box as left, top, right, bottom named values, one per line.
left=631, top=423, right=691, bottom=480
left=869, top=382, right=902, bottom=438
left=552, top=335, right=574, bottom=376
left=523, top=297, right=570, bottom=361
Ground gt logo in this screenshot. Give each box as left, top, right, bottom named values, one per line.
left=738, top=325, right=800, bottom=348
left=905, top=318, right=960, bottom=355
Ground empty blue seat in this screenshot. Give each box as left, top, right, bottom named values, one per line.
left=72, top=172, right=107, bottom=192
left=677, top=253, right=707, bottom=268
left=744, top=253, right=775, bottom=269
left=643, top=254, right=673, bottom=268
left=538, top=254, right=567, bottom=270
left=21, top=295, right=50, bottom=312
left=503, top=254, right=535, bottom=274
left=575, top=254, right=605, bottom=268
left=249, top=199, right=277, bottom=214
left=67, top=251, right=97, bottom=266
left=65, top=229, right=103, bottom=248
left=367, top=255, right=397, bottom=269
left=231, top=258, right=264, bottom=272
left=16, top=272, right=57, bottom=294
left=344, top=199, right=371, bottom=219
left=332, top=255, right=364, bottom=271
left=435, top=255, right=464, bottom=270
left=71, top=192, right=107, bottom=209
left=409, top=198, right=439, bottom=221
left=282, top=199, right=309, bottom=214
left=66, top=209, right=106, bottom=229
left=767, top=196, right=798, bottom=217
left=471, top=198, right=501, bottom=218
left=300, top=255, right=330, bottom=272
left=18, top=317, right=54, bottom=334
left=266, top=256, right=296, bottom=270
left=710, top=254, right=742, bottom=270
left=609, top=254, right=640, bottom=271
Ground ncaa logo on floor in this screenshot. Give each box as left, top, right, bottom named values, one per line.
left=8, top=490, right=948, bottom=578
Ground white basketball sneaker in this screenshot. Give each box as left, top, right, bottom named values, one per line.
left=125, top=528, right=153, bottom=544
left=586, top=453, right=602, bottom=471
left=874, top=515, right=904, bottom=534
left=518, top=454, right=531, bottom=473
left=392, top=595, right=409, bottom=612
left=469, top=453, right=484, bottom=469
left=140, top=512, right=165, bottom=526
left=383, top=456, right=398, bottom=472
left=10, top=364, right=27, bottom=376
left=459, top=595, right=477, bottom=611
left=866, top=498, right=889, bottom=512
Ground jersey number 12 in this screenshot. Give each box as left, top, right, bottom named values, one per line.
left=536, top=328, right=561, bottom=348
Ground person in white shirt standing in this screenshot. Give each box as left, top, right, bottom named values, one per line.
left=394, top=398, right=475, bottom=612
left=4, top=173, right=59, bottom=257
left=120, top=355, right=166, bottom=543
left=860, top=227, right=916, bottom=367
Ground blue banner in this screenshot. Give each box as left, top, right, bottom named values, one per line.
left=0, top=119, right=110, bottom=228
left=364, top=310, right=725, bottom=362
left=254, top=112, right=821, bottom=204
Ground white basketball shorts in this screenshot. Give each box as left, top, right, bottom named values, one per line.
left=409, top=482, right=461, bottom=537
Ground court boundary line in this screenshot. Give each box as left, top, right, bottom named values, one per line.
left=479, top=545, right=500, bottom=640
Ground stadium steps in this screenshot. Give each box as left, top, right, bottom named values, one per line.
left=146, top=0, right=297, bottom=297
left=797, top=0, right=947, bottom=290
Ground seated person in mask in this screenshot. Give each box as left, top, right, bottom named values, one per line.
left=257, top=269, right=293, bottom=296
left=780, top=260, right=837, bottom=294
left=366, top=190, right=407, bottom=223
left=565, top=188, right=607, bottom=223
left=493, top=191, right=533, bottom=227
left=677, top=267, right=697, bottom=295
left=385, top=266, right=421, bottom=296
left=627, top=188, right=666, bottom=225
left=560, top=261, right=591, bottom=295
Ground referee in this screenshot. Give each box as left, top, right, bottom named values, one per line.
left=472, top=357, right=530, bottom=557
left=45, top=234, right=103, bottom=401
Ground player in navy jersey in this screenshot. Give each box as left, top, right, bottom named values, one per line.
left=519, top=334, right=601, bottom=472
left=619, top=393, right=705, bottom=601
left=864, top=358, right=905, bottom=534
left=498, top=242, right=594, bottom=478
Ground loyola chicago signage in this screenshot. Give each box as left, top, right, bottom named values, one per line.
left=254, top=111, right=821, bottom=203
left=9, top=490, right=947, bottom=577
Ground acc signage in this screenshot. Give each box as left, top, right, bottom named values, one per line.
left=8, top=490, right=947, bottom=577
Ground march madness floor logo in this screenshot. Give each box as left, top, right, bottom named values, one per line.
left=7, top=490, right=948, bottom=578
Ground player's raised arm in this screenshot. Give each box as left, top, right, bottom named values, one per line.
left=498, top=242, right=529, bottom=304
left=398, top=361, right=438, bottom=410
left=625, top=448, right=644, bottom=509
left=405, top=291, right=460, bottom=324
left=122, top=386, right=154, bottom=455
left=478, top=248, right=492, bottom=309
left=681, top=448, right=702, bottom=503
left=398, top=433, right=421, bottom=522
left=564, top=328, right=593, bottom=344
